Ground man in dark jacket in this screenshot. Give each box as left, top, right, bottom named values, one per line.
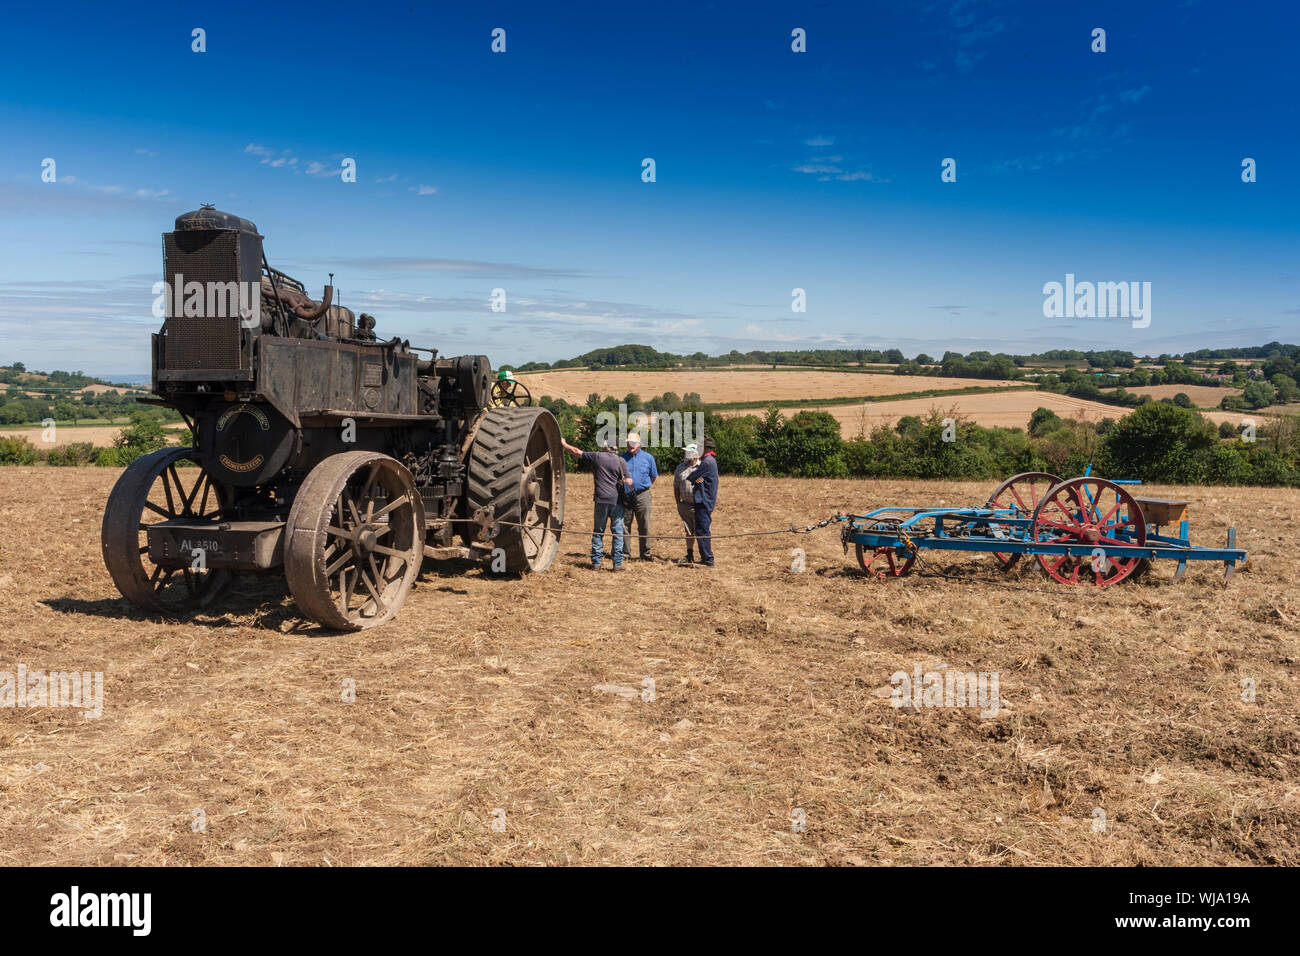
left=691, top=437, right=719, bottom=567
left=561, top=437, right=633, bottom=570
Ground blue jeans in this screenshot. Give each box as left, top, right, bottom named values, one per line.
left=591, top=502, right=625, bottom=568
left=693, top=502, right=713, bottom=564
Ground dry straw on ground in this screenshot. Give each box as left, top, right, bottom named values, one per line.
left=0, top=468, right=1296, bottom=865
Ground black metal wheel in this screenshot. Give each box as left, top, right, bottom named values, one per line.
left=465, top=407, right=564, bottom=572
left=101, top=447, right=232, bottom=614
left=284, top=452, right=425, bottom=630
left=490, top=377, right=533, bottom=407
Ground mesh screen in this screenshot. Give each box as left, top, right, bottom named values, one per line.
left=161, top=230, right=244, bottom=370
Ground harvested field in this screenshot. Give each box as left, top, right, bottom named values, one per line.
left=725, top=390, right=1124, bottom=435
left=514, top=369, right=1022, bottom=406
left=1131, top=385, right=1240, bottom=407
left=1, top=467, right=1296, bottom=866
left=77, top=384, right=146, bottom=396
left=0, top=422, right=186, bottom=447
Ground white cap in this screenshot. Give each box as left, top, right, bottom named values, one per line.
left=683, top=443, right=699, bottom=457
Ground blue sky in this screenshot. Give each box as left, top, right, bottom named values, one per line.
left=1, top=0, right=1296, bottom=377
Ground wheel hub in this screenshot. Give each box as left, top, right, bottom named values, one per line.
left=356, top=527, right=378, bottom=554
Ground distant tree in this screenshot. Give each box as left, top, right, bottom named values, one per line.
left=1269, top=373, right=1299, bottom=403
left=1102, top=402, right=1216, bottom=483
left=1242, top=380, right=1277, bottom=409
left=1028, top=407, right=1063, bottom=437
left=1172, top=392, right=1194, bottom=408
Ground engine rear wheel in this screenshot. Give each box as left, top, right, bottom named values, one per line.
left=466, top=407, right=565, bottom=572
left=284, top=452, right=424, bottom=630
left=101, top=447, right=231, bottom=614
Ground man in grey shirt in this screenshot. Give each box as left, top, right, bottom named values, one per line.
left=561, top=437, right=633, bottom=570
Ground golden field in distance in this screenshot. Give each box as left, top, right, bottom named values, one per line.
left=514, top=369, right=1023, bottom=405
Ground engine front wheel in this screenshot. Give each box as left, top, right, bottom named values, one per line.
left=100, top=447, right=232, bottom=614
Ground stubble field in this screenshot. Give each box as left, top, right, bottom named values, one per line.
left=0, top=467, right=1296, bottom=865
left=724, top=390, right=1126, bottom=436
left=514, top=368, right=1023, bottom=405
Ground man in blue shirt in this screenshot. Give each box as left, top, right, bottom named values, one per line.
left=691, top=437, right=719, bottom=567
left=620, top=432, right=659, bottom=562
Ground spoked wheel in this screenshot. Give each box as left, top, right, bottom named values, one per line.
left=490, top=377, right=533, bottom=407
left=853, top=521, right=918, bottom=578
left=466, top=407, right=565, bottom=572
left=855, top=543, right=917, bottom=578
left=1030, top=477, right=1146, bottom=587
left=101, top=447, right=232, bottom=614
left=284, top=452, right=425, bottom=630
left=983, top=471, right=1062, bottom=568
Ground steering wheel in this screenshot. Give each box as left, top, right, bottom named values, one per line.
left=490, top=377, right=533, bottom=407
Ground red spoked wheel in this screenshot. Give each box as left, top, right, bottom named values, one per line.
left=984, top=471, right=1062, bottom=568
left=855, top=542, right=917, bottom=578
left=1030, top=477, right=1146, bottom=586
left=853, top=520, right=918, bottom=578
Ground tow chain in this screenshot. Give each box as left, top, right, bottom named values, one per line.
left=441, top=511, right=1071, bottom=591
left=441, top=512, right=849, bottom=540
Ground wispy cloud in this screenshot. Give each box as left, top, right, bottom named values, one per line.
left=917, top=0, right=1010, bottom=75
left=310, top=256, right=588, bottom=279
left=245, top=143, right=345, bottom=178
left=0, top=181, right=173, bottom=218
left=1118, top=85, right=1152, bottom=104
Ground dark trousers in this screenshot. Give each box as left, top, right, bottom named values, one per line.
left=693, top=502, right=713, bottom=564
left=676, top=500, right=696, bottom=556
left=622, top=489, right=652, bottom=558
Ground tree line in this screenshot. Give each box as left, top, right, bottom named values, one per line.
left=541, top=393, right=1300, bottom=487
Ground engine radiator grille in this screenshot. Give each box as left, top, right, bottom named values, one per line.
left=161, top=230, right=245, bottom=371
left=163, top=316, right=243, bottom=370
